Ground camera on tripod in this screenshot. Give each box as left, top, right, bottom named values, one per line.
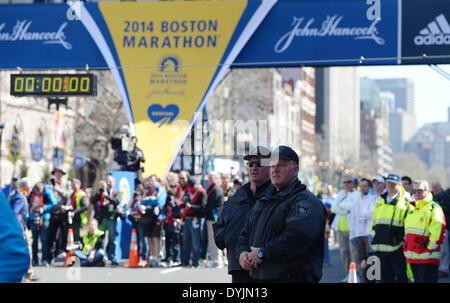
left=111, top=125, right=135, bottom=170
left=111, top=125, right=144, bottom=173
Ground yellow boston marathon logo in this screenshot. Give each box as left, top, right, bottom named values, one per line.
left=99, top=1, right=247, bottom=178
left=123, top=19, right=218, bottom=49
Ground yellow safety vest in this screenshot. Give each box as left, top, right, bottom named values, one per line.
left=82, top=228, right=105, bottom=254
left=371, top=188, right=413, bottom=253
left=67, top=191, right=88, bottom=225
left=403, top=193, right=446, bottom=264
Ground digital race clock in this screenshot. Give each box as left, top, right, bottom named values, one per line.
left=10, top=73, right=97, bottom=96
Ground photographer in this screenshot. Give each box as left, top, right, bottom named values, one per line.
left=141, top=175, right=167, bottom=267
left=162, top=193, right=182, bottom=266
left=62, top=179, right=88, bottom=245
left=47, top=166, right=69, bottom=264
left=179, top=177, right=207, bottom=268
left=91, top=180, right=107, bottom=223
left=72, top=219, right=106, bottom=267
left=28, top=182, right=55, bottom=267
left=90, top=174, right=120, bottom=266
left=112, top=127, right=145, bottom=187
left=126, top=186, right=149, bottom=263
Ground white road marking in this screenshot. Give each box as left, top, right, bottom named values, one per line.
left=160, top=267, right=183, bottom=274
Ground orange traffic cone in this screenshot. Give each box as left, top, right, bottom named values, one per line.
left=348, top=262, right=358, bottom=283
left=124, top=228, right=143, bottom=268
left=62, top=228, right=76, bottom=267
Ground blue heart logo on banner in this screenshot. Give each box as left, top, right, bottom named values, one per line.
left=147, top=104, right=179, bottom=128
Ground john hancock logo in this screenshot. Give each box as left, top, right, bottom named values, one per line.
left=147, top=104, right=179, bottom=128
left=147, top=54, right=187, bottom=100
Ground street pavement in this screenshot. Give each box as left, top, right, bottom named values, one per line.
left=23, top=247, right=356, bottom=283
left=29, top=237, right=450, bottom=283
left=32, top=258, right=232, bottom=283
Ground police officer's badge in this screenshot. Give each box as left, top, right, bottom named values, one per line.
left=297, top=204, right=310, bottom=217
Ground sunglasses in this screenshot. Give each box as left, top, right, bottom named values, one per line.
left=343, top=181, right=352, bottom=184
left=247, top=161, right=262, bottom=168
left=413, top=189, right=425, bottom=194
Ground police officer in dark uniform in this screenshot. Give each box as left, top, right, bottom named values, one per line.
left=213, top=146, right=272, bottom=283
left=237, top=146, right=326, bottom=283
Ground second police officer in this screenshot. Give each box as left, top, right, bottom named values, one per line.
left=236, top=146, right=326, bottom=283
left=214, top=146, right=272, bottom=283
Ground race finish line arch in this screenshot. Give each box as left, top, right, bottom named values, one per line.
left=0, top=0, right=448, bottom=180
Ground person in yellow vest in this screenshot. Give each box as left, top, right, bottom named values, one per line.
left=403, top=180, right=446, bottom=283
left=371, top=173, right=413, bottom=283
left=61, top=179, right=88, bottom=244
left=331, top=174, right=360, bottom=282
left=73, top=218, right=106, bottom=267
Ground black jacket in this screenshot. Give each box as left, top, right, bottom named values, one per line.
left=434, top=190, right=450, bottom=229
left=213, top=180, right=271, bottom=274
left=236, top=180, right=326, bottom=282
left=205, top=185, right=224, bottom=221
left=91, top=189, right=121, bottom=220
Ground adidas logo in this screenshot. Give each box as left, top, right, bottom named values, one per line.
left=414, top=14, right=450, bottom=45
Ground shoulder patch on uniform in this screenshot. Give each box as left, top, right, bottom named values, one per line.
left=297, top=204, right=311, bottom=217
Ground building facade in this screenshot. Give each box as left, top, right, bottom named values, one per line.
left=360, top=77, right=392, bottom=177
left=375, top=78, right=417, bottom=153
left=205, top=67, right=316, bottom=178
left=405, top=108, right=450, bottom=172
left=375, top=78, right=415, bottom=115
left=315, top=67, right=360, bottom=182
left=0, top=70, right=76, bottom=187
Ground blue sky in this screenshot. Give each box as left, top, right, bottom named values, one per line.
left=358, top=64, right=450, bottom=129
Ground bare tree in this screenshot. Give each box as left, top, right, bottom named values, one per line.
left=207, top=68, right=273, bottom=123
left=391, top=153, right=428, bottom=180
left=72, top=70, right=129, bottom=187
left=357, top=142, right=377, bottom=177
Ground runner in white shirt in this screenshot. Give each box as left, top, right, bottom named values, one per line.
left=348, top=178, right=376, bottom=282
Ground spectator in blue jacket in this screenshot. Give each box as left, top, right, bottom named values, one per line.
left=2, top=174, right=19, bottom=198
left=9, top=184, right=28, bottom=232
left=9, top=180, right=38, bottom=281
left=0, top=192, right=30, bottom=282
left=141, top=175, right=167, bottom=267
left=28, top=182, right=57, bottom=267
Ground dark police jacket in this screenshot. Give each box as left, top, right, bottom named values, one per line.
left=236, top=180, right=326, bottom=282
left=213, top=180, right=271, bottom=274
left=205, top=185, right=224, bottom=221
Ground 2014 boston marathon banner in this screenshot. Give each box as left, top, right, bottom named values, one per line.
left=0, top=0, right=449, bottom=180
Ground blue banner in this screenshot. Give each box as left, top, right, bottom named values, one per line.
left=30, top=142, right=44, bottom=162
left=235, top=0, right=399, bottom=67
left=0, top=3, right=106, bottom=69
left=0, top=1, right=449, bottom=69
left=401, top=0, right=450, bottom=64
left=72, top=148, right=87, bottom=169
